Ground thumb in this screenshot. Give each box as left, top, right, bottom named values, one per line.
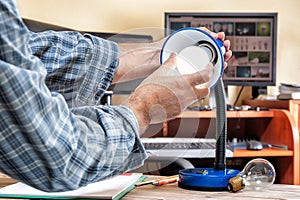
left=194, top=83, right=210, bottom=99
left=162, top=53, right=177, bottom=69
left=185, top=62, right=214, bottom=86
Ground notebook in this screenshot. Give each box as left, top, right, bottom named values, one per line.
left=0, top=173, right=145, bottom=200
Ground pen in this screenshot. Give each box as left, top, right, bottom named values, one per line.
left=135, top=175, right=179, bottom=187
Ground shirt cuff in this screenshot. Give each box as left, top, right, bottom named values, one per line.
left=111, top=105, right=148, bottom=171
left=76, top=34, right=119, bottom=105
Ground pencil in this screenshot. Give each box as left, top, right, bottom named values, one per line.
left=135, top=175, right=179, bottom=187
left=152, top=175, right=179, bottom=186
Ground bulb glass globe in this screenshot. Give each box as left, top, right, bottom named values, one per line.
left=241, top=158, right=276, bottom=191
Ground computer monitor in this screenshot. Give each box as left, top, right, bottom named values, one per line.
left=164, top=12, right=278, bottom=92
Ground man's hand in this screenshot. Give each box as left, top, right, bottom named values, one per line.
left=125, top=53, right=213, bottom=132
left=113, top=28, right=231, bottom=85
left=199, top=27, right=232, bottom=69
left=113, top=39, right=164, bottom=84
left=120, top=27, right=232, bottom=133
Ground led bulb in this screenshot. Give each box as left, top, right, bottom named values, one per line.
left=228, top=158, right=276, bottom=192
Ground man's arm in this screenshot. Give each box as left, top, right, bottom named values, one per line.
left=0, top=1, right=147, bottom=192
left=28, top=30, right=119, bottom=107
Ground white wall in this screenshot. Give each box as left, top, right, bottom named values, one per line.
left=15, top=0, right=300, bottom=103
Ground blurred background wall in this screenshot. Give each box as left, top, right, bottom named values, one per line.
left=16, top=0, right=300, bottom=104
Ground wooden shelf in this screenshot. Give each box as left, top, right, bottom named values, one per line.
left=244, top=99, right=300, bottom=132
left=179, top=110, right=274, bottom=118
left=233, top=149, right=293, bottom=157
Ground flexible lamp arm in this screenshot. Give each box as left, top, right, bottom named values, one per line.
left=213, top=78, right=227, bottom=170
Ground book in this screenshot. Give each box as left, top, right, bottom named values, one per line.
left=0, top=173, right=145, bottom=200
left=280, top=82, right=300, bottom=88
left=278, top=82, right=300, bottom=100
left=278, top=92, right=300, bottom=100
left=279, top=85, right=300, bottom=94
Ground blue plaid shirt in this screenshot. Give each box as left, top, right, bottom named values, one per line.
left=0, top=1, right=147, bottom=192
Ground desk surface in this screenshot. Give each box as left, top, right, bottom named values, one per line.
left=1, top=173, right=300, bottom=200
left=122, top=176, right=300, bottom=200
left=125, top=179, right=300, bottom=200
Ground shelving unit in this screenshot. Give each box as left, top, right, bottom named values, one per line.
left=161, top=109, right=299, bottom=185
left=243, top=99, right=300, bottom=132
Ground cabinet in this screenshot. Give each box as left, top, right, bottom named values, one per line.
left=157, top=109, right=299, bottom=185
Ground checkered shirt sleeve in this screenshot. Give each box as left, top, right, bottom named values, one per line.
left=0, top=0, right=147, bottom=192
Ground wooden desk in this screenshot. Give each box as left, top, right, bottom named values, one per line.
left=126, top=182, right=300, bottom=199
left=125, top=180, right=300, bottom=200
left=2, top=174, right=300, bottom=200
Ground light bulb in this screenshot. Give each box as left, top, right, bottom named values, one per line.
left=228, top=158, right=276, bottom=192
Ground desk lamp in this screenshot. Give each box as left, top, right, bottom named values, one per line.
left=160, top=27, right=239, bottom=190
left=161, top=28, right=276, bottom=191
left=160, top=28, right=275, bottom=192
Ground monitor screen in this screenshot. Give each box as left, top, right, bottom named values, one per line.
left=165, top=12, right=278, bottom=87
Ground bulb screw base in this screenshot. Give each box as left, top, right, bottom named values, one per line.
left=228, top=175, right=245, bottom=192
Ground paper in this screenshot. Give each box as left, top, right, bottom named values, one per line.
left=0, top=173, right=144, bottom=200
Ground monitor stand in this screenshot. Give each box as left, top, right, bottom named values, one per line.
left=252, top=86, right=267, bottom=99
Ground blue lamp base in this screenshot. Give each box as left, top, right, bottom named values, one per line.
left=178, top=168, right=240, bottom=191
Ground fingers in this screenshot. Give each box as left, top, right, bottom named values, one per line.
left=186, top=67, right=211, bottom=100
left=199, top=27, right=232, bottom=61
left=199, top=27, right=226, bottom=43
left=217, top=32, right=225, bottom=41
left=224, top=40, right=230, bottom=51
left=189, top=64, right=212, bottom=99
left=224, top=49, right=232, bottom=69
left=199, top=27, right=218, bottom=39
left=162, top=53, right=177, bottom=69
left=225, top=50, right=232, bottom=62
left=194, top=84, right=210, bottom=99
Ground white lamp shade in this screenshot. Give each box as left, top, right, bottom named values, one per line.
left=160, top=28, right=225, bottom=88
